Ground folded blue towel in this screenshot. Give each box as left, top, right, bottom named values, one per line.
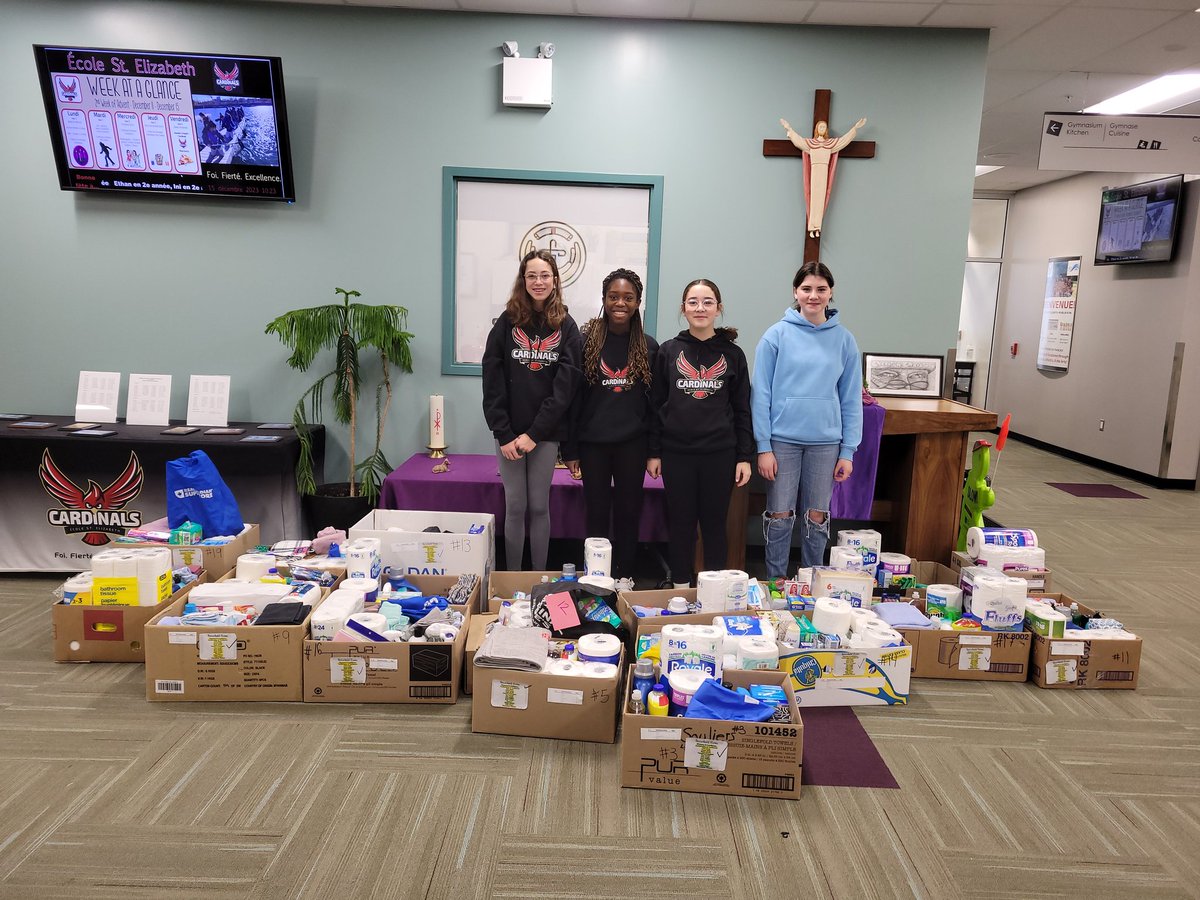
left=874, top=602, right=933, bottom=629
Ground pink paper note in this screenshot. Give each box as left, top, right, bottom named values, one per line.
left=545, top=591, right=580, bottom=630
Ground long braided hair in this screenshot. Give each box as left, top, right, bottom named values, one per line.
left=582, top=269, right=652, bottom=386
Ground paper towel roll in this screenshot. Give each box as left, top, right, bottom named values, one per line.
left=966, top=574, right=1023, bottom=629
left=343, top=537, right=382, bottom=580
left=577, top=632, right=622, bottom=664
left=926, top=584, right=963, bottom=616
left=579, top=575, right=616, bottom=593
left=966, top=526, right=1038, bottom=558
left=812, top=597, right=853, bottom=636
left=735, top=636, right=779, bottom=670
left=661, top=624, right=722, bottom=677
left=976, top=544, right=1046, bottom=571
left=236, top=552, right=276, bottom=581
left=584, top=537, right=613, bottom=578
left=348, top=612, right=389, bottom=633
left=344, top=576, right=379, bottom=605
left=310, top=588, right=366, bottom=640
left=696, top=570, right=728, bottom=612
left=668, top=669, right=707, bottom=714
left=62, top=572, right=93, bottom=604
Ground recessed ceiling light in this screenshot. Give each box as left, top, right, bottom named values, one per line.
left=1085, top=72, right=1200, bottom=114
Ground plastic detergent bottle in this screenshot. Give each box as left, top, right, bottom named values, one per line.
left=632, top=657, right=656, bottom=705
left=646, top=683, right=669, bottom=716
left=559, top=563, right=578, bottom=582
left=666, top=596, right=689, bottom=615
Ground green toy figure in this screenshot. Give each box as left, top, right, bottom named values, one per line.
left=957, top=440, right=995, bottom=552
left=957, top=413, right=1010, bottom=552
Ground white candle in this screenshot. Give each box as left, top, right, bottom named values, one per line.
left=429, top=394, right=446, bottom=448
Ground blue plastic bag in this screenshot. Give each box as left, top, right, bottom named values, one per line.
left=166, top=450, right=245, bottom=536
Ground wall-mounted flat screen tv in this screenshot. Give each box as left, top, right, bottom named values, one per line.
left=33, top=44, right=296, bottom=201
left=1094, top=174, right=1183, bottom=265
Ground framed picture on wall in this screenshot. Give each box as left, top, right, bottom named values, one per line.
left=862, top=352, right=944, bottom=399
left=441, top=167, right=664, bottom=375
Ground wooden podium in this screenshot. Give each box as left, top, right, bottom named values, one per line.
left=872, top=397, right=997, bottom=563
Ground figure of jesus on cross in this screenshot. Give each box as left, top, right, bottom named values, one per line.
left=780, top=115, right=867, bottom=238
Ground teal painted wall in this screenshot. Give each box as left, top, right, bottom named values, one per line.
left=1, top=1, right=987, bottom=480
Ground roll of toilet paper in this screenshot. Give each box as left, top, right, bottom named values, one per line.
left=310, top=588, right=366, bottom=641
left=546, top=658, right=584, bottom=676
left=134, top=547, right=172, bottom=605
left=837, top=529, right=882, bottom=566
left=722, top=570, right=750, bottom=612
left=424, top=623, right=459, bottom=642
left=579, top=575, right=616, bottom=594
left=581, top=662, right=619, bottom=678
left=348, top=612, right=388, bottom=633
left=966, top=526, right=1038, bottom=558
left=344, top=576, right=379, bottom=605
left=577, top=632, right=622, bottom=665
left=583, top=537, right=613, bottom=578
left=829, top=545, right=865, bottom=570
left=876, top=552, right=912, bottom=587
left=976, top=544, right=1046, bottom=571
left=966, top=574, right=1023, bottom=629
left=926, top=584, right=963, bottom=617
left=812, top=597, right=854, bottom=636
left=848, top=607, right=880, bottom=634
left=862, top=622, right=904, bottom=646
left=236, top=552, right=276, bottom=581
left=661, top=624, right=722, bottom=677
left=343, top=537, right=382, bottom=581
left=696, top=570, right=728, bottom=612
left=508, top=612, right=533, bottom=629
left=62, top=572, right=94, bottom=604
left=735, top=636, right=779, bottom=670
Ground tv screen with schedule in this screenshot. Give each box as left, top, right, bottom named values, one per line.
left=1094, top=174, right=1182, bottom=265
left=33, top=44, right=296, bottom=201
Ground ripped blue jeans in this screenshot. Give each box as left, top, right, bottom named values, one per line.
left=762, top=440, right=839, bottom=577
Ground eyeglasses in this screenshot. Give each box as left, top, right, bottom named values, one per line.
left=525, top=272, right=555, bottom=283
left=684, top=298, right=718, bottom=310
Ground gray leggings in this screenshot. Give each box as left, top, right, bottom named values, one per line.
left=495, top=440, right=559, bottom=570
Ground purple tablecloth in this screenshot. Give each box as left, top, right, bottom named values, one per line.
left=831, top=401, right=885, bottom=519
left=380, top=453, right=668, bottom=541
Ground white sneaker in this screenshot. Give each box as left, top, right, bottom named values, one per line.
left=614, top=577, right=636, bottom=592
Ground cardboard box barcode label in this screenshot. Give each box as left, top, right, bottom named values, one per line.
left=155, top=679, right=185, bottom=694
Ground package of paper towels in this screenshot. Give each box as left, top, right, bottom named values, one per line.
left=966, top=526, right=1038, bottom=558
left=661, top=623, right=722, bottom=677
left=311, top=588, right=367, bottom=640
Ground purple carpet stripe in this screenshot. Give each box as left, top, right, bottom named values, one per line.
left=1047, top=482, right=1147, bottom=499
left=799, top=707, right=899, bottom=789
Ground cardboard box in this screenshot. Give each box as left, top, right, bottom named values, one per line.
left=487, top=571, right=559, bottom=604
left=115, top=524, right=261, bottom=578
left=898, top=607, right=1032, bottom=681
left=950, top=549, right=1052, bottom=592
left=777, top=640, right=911, bottom=707
left=811, top=568, right=876, bottom=608
left=301, top=575, right=477, bottom=703
left=349, top=510, right=494, bottom=604
left=463, top=612, right=498, bottom=695
left=1028, top=596, right=1141, bottom=689
left=909, top=561, right=960, bottom=589
left=620, top=670, right=802, bottom=800
left=53, top=575, right=206, bottom=663
left=471, top=646, right=625, bottom=743
left=616, top=588, right=699, bottom=635
left=143, top=586, right=322, bottom=701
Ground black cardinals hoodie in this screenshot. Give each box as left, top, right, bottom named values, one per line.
left=481, top=311, right=582, bottom=445
left=649, top=327, right=754, bottom=461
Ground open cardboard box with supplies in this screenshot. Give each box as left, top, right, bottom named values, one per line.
left=53, top=574, right=207, bottom=663
left=1026, top=595, right=1141, bottom=689
left=144, top=581, right=328, bottom=702
left=487, top=571, right=559, bottom=604
left=116, top=524, right=261, bottom=578
left=471, top=645, right=625, bottom=743
left=949, top=549, right=1052, bottom=592
left=616, top=588, right=701, bottom=638
left=301, top=574, right=477, bottom=703
left=620, top=669, right=803, bottom=800
left=349, top=510, right=494, bottom=607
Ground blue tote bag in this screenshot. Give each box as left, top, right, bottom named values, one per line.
left=166, top=450, right=245, bottom=536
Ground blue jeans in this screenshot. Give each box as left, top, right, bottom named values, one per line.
left=762, top=440, right=839, bottom=577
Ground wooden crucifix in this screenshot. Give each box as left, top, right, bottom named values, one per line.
left=764, top=89, right=875, bottom=263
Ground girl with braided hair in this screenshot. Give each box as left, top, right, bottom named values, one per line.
left=563, top=268, right=658, bottom=590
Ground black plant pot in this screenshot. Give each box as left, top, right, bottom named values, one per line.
left=303, top=482, right=375, bottom=534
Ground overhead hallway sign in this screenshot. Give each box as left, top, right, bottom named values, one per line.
left=1039, top=112, right=1200, bottom=173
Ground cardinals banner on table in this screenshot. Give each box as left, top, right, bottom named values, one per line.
left=0, top=418, right=319, bottom=572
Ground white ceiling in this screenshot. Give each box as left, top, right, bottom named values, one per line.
left=265, top=0, right=1200, bottom=192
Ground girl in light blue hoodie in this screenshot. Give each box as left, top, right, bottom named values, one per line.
left=752, top=261, right=862, bottom=577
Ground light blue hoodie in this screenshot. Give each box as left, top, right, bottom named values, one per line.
left=751, top=307, right=862, bottom=459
